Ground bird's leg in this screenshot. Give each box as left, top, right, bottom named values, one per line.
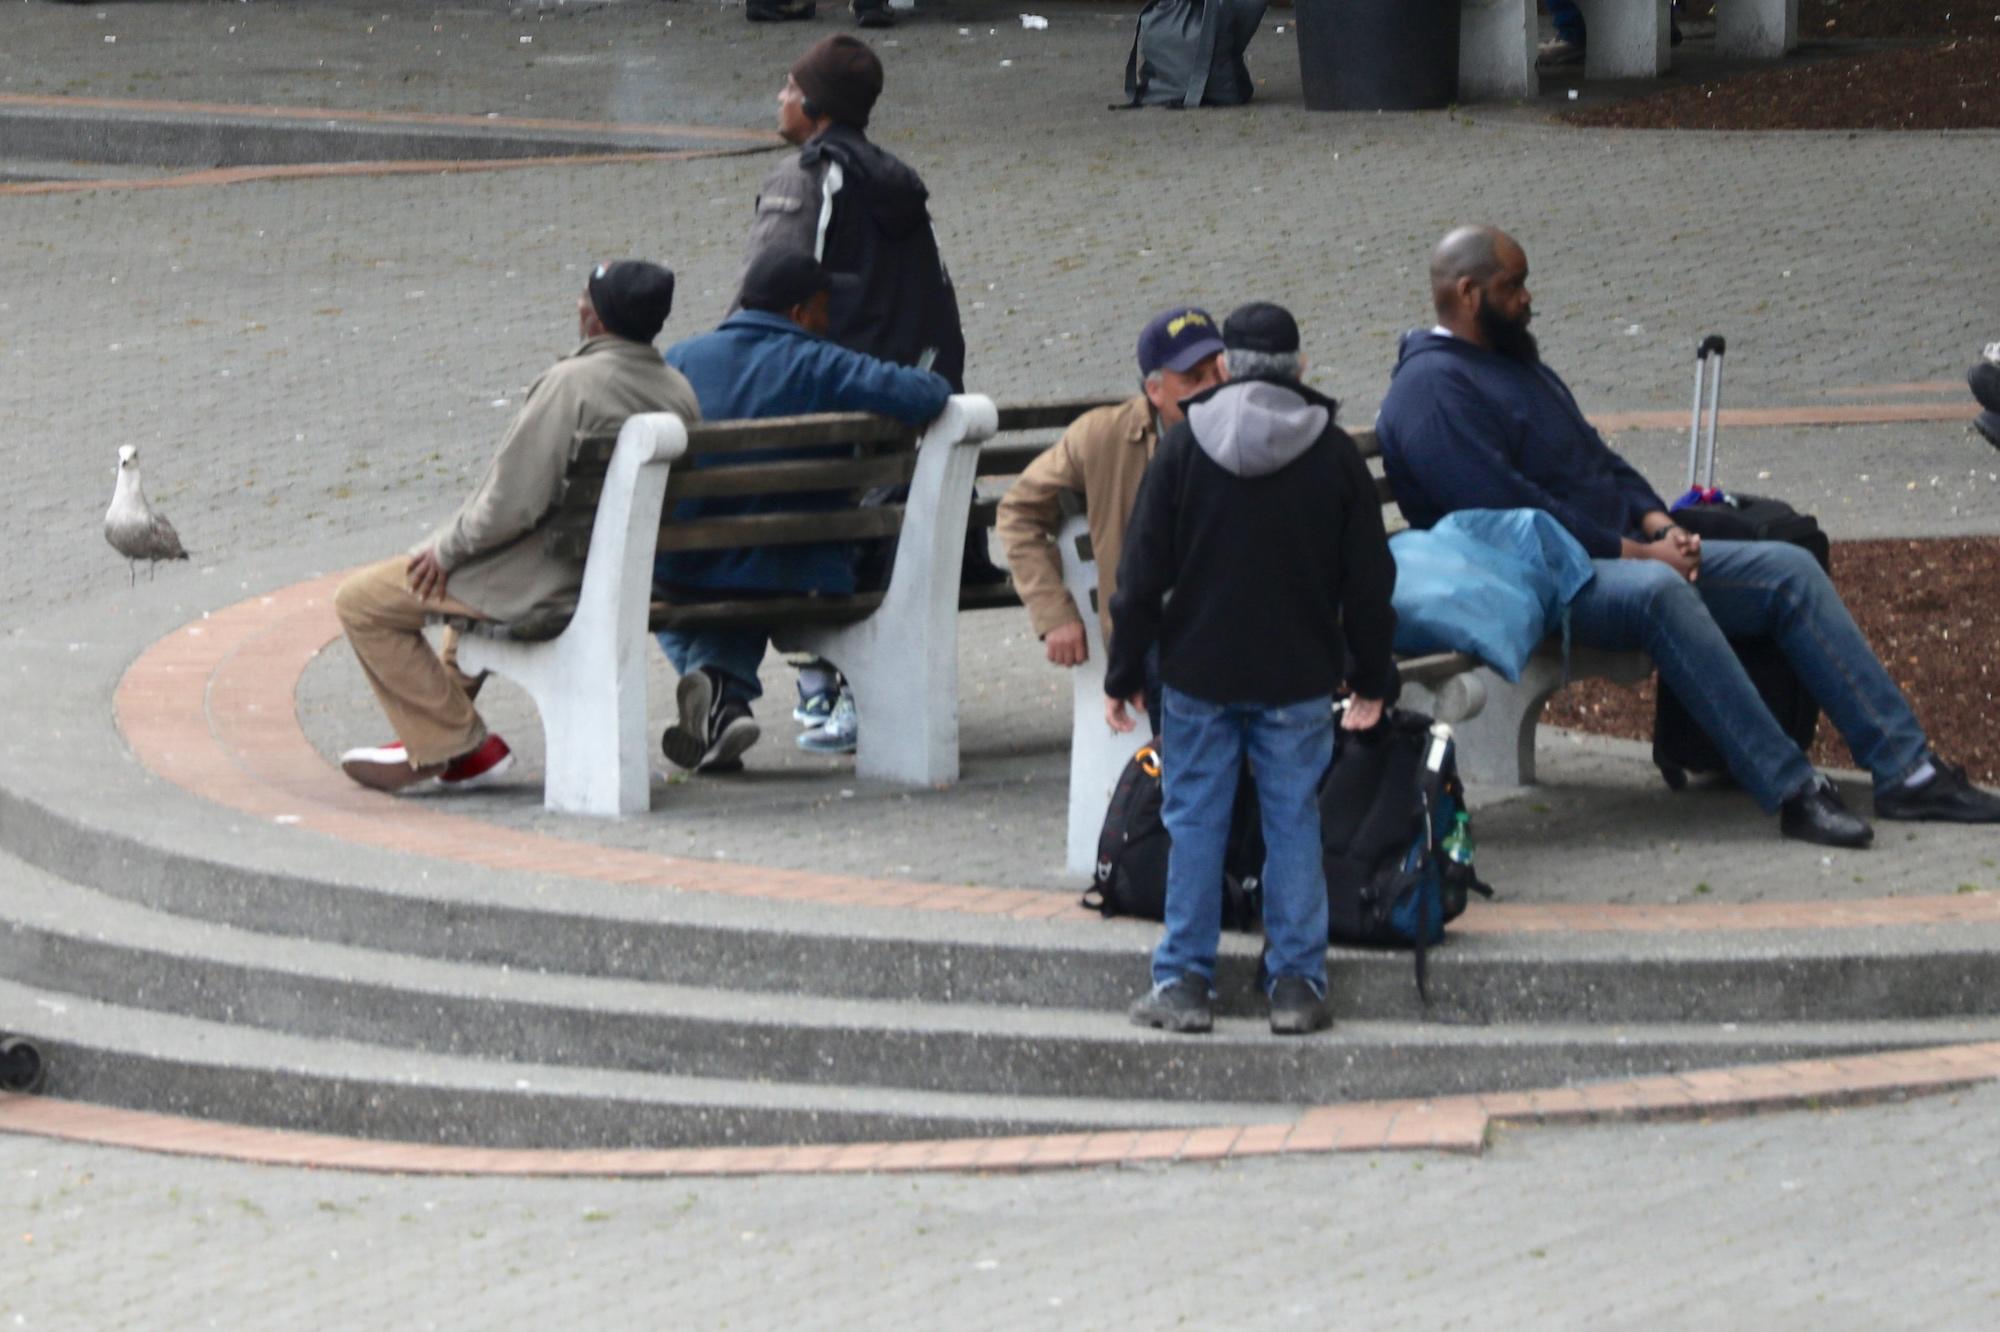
left=128, top=560, right=136, bottom=587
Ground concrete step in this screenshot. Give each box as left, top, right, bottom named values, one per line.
left=0, top=979, right=1286, bottom=1150
left=9, top=776, right=2000, bottom=1026
left=8, top=859, right=2000, bottom=1114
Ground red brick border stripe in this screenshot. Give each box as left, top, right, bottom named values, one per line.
left=5, top=1042, right=1996, bottom=1177
left=0, top=147, right=760, bottom=199
left=0, top=92, right=776, bottom=144
left=110, top=577, right=2000, bottom=934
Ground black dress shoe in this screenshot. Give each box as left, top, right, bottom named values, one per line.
left=1780, top=776, right=1874, bottom=849
left=1874, top=761, right=2000, bottom=823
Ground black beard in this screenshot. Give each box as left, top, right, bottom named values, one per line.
left=1477, top=304, right=1539, bottom=362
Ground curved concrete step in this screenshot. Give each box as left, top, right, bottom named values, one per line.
left=9, top=861, right=2000, bottom=1114
left=7, top=771, right=2000, bottom=1027
left=0, top=979, right=1291, bottom=1151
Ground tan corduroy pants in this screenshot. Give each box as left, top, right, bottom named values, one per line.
left=333, top=557, right=491, bottom=767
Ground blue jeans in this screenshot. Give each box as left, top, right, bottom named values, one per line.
left=655, top=629, right=765, bottom=705
left=1154, top=687, right=1332, bottom=995
left=1568, top=540, right=1929, bottom=811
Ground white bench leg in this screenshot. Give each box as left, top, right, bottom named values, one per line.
left=1448, top=655, right=1567, bottom=788
left=450, top=412, right=686, bottom=819
left=1717, top=0, right=1797, bottom=57
left=779, top=395, right=996, bottom=789
left=460, top=629, right=652, bottom=817
left=1581, top=0, right=1670, bottom=78
left=1459, top=0, right=1538, bottom=101
left=1054, top=512, right=1149, bottom=879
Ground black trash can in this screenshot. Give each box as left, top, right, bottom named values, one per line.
left=1294, top=0, right=1461, bottom=111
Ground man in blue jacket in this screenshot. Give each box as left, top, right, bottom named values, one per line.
left=1377, top=225, right=2000, bottom=848
left=654, top=249, right=952, bottom=773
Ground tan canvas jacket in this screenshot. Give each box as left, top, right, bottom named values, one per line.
left=428, top=335, right=700, bottom=622
left=994, top=394, right=1157, bottom=650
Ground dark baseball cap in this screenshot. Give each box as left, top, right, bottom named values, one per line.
left=1136, top=307, right=1225, bottom=377
left=1222, top=302, right=1301, bottom=355
left=588, top=260, right=676, bottom=344
left=737, top=249, right=857, bottom=315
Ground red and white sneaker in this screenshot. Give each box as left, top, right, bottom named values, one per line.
left=340, top=740, right=440, bottom=792
left=437, top=734, right=514, bottom=791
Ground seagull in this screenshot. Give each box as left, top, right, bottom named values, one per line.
left=103, top=444, right=189, bottom=584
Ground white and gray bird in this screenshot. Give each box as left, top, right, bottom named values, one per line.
left=103, top=445, right=190, bottom=584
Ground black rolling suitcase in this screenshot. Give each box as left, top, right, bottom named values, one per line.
left=1653, top=336, right=1830, bottom=791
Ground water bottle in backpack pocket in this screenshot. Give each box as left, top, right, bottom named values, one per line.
left=1319, top=709, right=1492, bottom=1003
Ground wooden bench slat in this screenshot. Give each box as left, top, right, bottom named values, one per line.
left=994, top=398, right=1122, bottom=433
left=975, top=441, right=1054, bottom=477
left=662, top=454, right=918, bottom=501
left=572, top=414, right=916, bottom=464
left=654, top=505, right=905, bottom=554
left=959, top=580, right=1021, bottom=611
left=648, top=592, right=885, bottom=632
left=549, top=506, right=907, bottom=561
left=557, top=454, right=917, bottom=508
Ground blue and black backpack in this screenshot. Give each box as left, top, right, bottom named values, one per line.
left=1320, top=708, right=1492, bottom=1003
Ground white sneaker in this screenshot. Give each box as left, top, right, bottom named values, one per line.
left=796, top=690, right=857, bottom=755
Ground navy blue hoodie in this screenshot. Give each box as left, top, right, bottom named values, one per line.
left=1374, top=331, right=1666, bottom=560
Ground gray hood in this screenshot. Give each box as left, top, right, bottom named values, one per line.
left=1185, top=379, right=1328, bottom=478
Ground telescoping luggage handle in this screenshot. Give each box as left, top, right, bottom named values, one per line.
left=1676, top=334, right=1728, bottom=511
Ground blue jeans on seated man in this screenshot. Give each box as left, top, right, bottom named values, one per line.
left=1567, top=539, right=1929, bottom=812
left=655, top=626, right=765, bottom=706
left=1154, top=687, right=1332, bottom=995
left=652, top=582, right=786, bottom=707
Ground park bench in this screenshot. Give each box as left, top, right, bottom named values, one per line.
left=448, top=394, right=998, bottom=817
left=988, top=398, right=1650, bottom=878
left=1458, top=0, right=1798, bottom=100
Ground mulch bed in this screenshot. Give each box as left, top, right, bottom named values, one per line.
left=1541, top=537, right=2000, bottom=784
left=1559, top=0, right=1998, bottom=131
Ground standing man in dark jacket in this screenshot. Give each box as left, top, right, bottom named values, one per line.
left=1377, top=224, right=2000, bottom=848
left=1107, top=304, right=1398, bottom=1037
left=655, top=250, right=952, bottom=774
left=737, top=33, right=991, bottom=741
left=741, top=35, right=964, bottom=393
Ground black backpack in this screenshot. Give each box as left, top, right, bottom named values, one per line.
left=1083, top=739, right=1264, bottom=930
left=1320, top=709, right=1492, bottom=1002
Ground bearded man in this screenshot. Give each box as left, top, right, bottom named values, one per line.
left=1375, top=224, right=2000, bottom=849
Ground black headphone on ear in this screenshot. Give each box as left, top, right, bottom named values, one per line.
left=801, top=96, right=824, bottom=121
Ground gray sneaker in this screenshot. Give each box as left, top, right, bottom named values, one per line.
left=1267, top=976, right=1332, bottom=1036
left=1128, top=975, right=1215, bottom=1034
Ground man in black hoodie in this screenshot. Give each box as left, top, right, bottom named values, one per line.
left=1107, top=304, right=1398, bottom=1037
left=734, top=34, right=992, bottom=747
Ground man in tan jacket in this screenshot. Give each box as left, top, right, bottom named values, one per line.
left=336, top=261, right=701, bottom=793
left=995, top=307, right=1225, bottom=679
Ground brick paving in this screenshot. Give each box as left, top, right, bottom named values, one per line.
left=5, top=2, right=2000, bottom=1311
left=4, top=1076, right=1997, bottom=1327
left=5, top=1040, right=1998, bottom=1176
